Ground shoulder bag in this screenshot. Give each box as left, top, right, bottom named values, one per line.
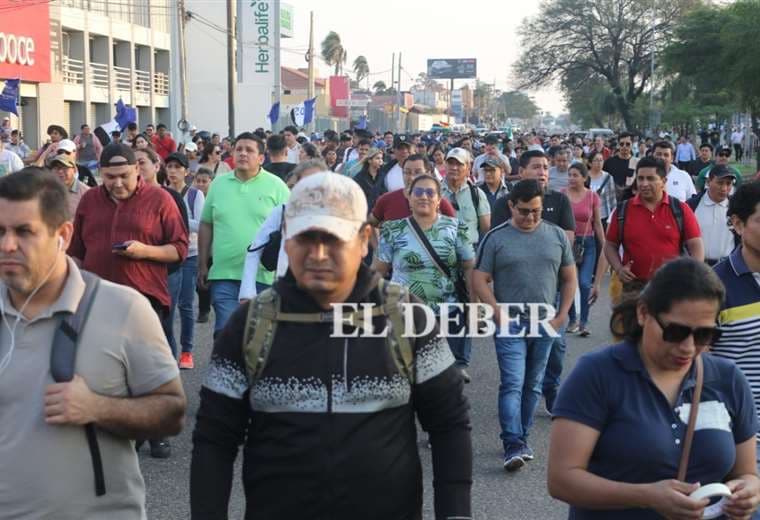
left=677, top=355, right=704, bottom=482
left=572, top=191, right=593, bottom=264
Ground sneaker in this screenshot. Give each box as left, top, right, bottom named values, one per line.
left=566, top=321, right=580, bottom=334
left=459, top=367, right=471, bottom=384
left=579, top=326, right=590, bottom=337
left=520, top=445, right=535, bottom=462
left=197, top=312, right=209, bottom=324
left=503, top=447, right=525, bottom=472
left=179, top=352, right=194, bottom=370
left=149, top=439, right=171, bottom=459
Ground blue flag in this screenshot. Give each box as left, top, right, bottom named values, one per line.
left=303, top=97, right=317, bottom=125
left=357, top=114, right=368, bottom=130
left=0, top=79, right=20, bottom=116
left=114, top=99, right=136, bottom=130
left=268, top=102, right=280, bottom=126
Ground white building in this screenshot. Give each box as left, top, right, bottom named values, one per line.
left=0, top=0, right=173, bottom=148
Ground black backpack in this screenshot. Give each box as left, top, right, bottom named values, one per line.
left=50, top=270, right=105, bottom=496
left=248, top=205, right=285, bottom=272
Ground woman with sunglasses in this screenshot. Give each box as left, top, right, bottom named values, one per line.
left=198, top=142, right=231, bottom=175
left=587, top=151, right=616, bottom=229
left=548, top=258, right=760, bottom=520
left=373, top=175, right=475, bottom=370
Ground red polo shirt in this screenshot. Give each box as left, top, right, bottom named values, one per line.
left=151, top=134, right=177, bottom=160
left=371, top=189, right=456, bottom=222
left=606, top=193, right=700, bottom=281
left=68, top=177, right=189, bottom=309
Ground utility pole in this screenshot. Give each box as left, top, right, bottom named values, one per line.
left=306, top=11, right=315, bottom=133
left=448, top=78, right=453, bottom=127
left=395, top=52, right=402, bottom=133
left=390, top=53, right=395, bottom=131
left=177, top=0, right=189, bottom=137
left=273, top=0, right=282, bottom=132
left=226, top=0, right=237, bottom=138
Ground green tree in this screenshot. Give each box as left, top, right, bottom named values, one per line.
left=498, top=91, right=539, bottom=121
left=320, top=31, right=347, bottom=76
left=514, top=0, right=691, bottom=130
left=352, top=55, right=369, bottom=87
left=663, top=1, right=760, bottom=167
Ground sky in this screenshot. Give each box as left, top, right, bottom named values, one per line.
left=278, top=0, right=566, bottom=116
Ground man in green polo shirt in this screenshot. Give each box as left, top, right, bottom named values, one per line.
left=198, top=132, right=290, bottom=335
left=441, top=147, right=490, bottom=246
left=695, top=145, right=742, bottom=191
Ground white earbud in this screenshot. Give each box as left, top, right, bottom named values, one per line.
left=58, top=236, right=64, bottom=251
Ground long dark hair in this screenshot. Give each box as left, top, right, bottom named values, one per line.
left=610, top=258, right=725, bottom=342
left=200, top=142, right=217, bottom=164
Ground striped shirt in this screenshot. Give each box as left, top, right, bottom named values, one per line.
left=711, top=246, right=760, bottom=435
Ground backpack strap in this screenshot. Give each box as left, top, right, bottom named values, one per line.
left=242, top=289, right=280, bottom=384
left=616, top=198, right=628, bottom=250
left=378, top=279, right=415, bottom=385
left=242, top=281, right=416, bottom=387
left=669, top=195, right=685, bottom=250
left=50, top=270, right=105, bottom=497
left=468, top=182, right=481, bottom=215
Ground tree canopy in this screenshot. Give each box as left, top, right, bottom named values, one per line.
left=320, top=31, right=347, bottom=76
left=514, top=0, right=692, bottom=130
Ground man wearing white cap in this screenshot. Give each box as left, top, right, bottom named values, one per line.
left=192, top=172, right=473, bottom=520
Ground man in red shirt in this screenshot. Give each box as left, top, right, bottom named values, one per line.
left=368, top=154, right=456, bottom=225
left=151, top=123, right=177, bottom=160
left=604, top=156, right=704, bottom=292
left=69, top=143, right=188, bottom=318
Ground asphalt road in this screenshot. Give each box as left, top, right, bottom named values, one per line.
left=142, top=284, right=615, bottom=520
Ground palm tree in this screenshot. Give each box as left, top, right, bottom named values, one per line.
left=320, top=31, right=347, bottom=76
left=373, top=81, right=387, bottom=95
left=353, top=55, right=370, bottom=88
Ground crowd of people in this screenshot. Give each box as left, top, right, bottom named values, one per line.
left=0, top=118, right=760, bottom=520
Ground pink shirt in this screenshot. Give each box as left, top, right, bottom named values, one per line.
left=564, top=189, right=600, bottom=237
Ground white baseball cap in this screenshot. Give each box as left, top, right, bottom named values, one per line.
left=285, top=172, right=368, bottom=242
left=445, top=147, right=471, bottom=165
left=56, top=139, right=77, bottom=153
left=184, top=141, right=198, bottom=153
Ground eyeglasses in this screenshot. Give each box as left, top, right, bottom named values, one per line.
left=411, top=187, right=436, bottom=198
left=619, top=142, right=632, bottom=147
left=515, top=207, right=542, bottom=217
left=653, top=314, right=721, bottom=346
left=717, top=153, right=731, bottom=158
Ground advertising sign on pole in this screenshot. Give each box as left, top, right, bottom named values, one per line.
left=426, top=58, right=477, bottom=80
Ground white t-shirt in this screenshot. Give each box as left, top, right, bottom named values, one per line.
left=287, top=144, right=301, bottom=164
left=731, top=131, right=744, bottom=145
left=384, top=163, right=404, bottom=192
left=694, top=195, right=734, bottom=260
left=665, top=165, right=697, bottom=202
left=0, top=149, right=24, bottom=175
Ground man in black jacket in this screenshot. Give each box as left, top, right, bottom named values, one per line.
left=191, top=172, right=472, bottom=520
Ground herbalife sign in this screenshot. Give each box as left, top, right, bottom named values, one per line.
left=238, top=1, right=293, bottom=128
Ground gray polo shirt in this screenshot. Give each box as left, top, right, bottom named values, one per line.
left=0, top=259, right=179, bottom=519
left=476, top=220, right=573, bottom=318
left=441, top=180, right=490, bottom=245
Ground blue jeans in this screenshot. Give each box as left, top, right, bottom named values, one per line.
left=568, top=236, right=596, bottom=327
left=495, top=319, right=555, bottom=450
left=446, top=306, right=471, bottom=367
left=178, top=256, right=198, bottom=354
left=210, top=280, right=242, bottom=335
left=164, top=268, right=183, bottom=358
left=210, top=280, right=270, bottom=336
left=543, top=292, right=568, bottom=403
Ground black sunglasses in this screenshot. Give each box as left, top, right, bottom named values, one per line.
left=717, top=152, right=731, bottom=157
left=654, top=314, right=721, bottom=346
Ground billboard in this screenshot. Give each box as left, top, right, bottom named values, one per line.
left=426, top=59, right=477, bottom=80
left=330, top=76, right=349, bottom=118
left=0, top=0, right=51, bottom=83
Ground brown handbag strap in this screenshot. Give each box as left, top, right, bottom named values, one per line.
left=677, top=355, right=704, bottom=482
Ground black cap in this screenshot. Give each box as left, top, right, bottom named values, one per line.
left=716, top=145, right=732, bottom=156
left=708, top=165, right=737, bottom=180
left=484, top=134, right=500, bottom=145
left=394, top=135, right=410, bottom=149
left=481, top=157, right=503, bottom=170
left=165, top=152, right=189, bottom=169
left=100, top=143, right=136, bottom=167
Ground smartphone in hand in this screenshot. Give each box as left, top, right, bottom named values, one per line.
left=112, top=242, right=129, bottom=251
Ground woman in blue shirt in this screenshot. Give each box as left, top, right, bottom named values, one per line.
left=548, top=257, right=760, bottom=519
